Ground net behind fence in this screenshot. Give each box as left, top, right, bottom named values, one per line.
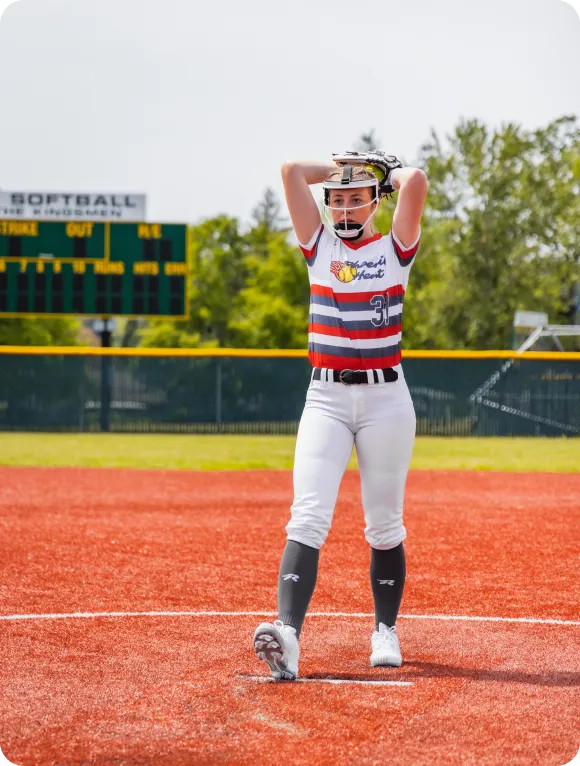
left=0, top=352, right=578, bottom=436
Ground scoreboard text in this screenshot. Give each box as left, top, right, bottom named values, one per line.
left=0, top=220, right=188, bottom=317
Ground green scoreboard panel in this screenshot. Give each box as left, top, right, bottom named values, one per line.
left=0, top=220, right=188, bottom=318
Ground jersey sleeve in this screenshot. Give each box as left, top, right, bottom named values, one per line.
left=391, top=228, right=420, bottom=268
left=298, top=223, right=325, bottom=265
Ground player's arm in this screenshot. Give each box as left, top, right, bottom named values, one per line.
left=280, top=161, right=337, bottom=246
left=390, top=168, right=428, bottom=249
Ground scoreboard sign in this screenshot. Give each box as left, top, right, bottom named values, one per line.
left=0, top=191, right=147, bottom=221
left=0, top=220, right=188, bottom=318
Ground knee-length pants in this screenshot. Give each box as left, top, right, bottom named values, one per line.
left=286, top=369, right=416, bottom=550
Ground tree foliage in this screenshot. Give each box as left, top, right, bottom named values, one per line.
left=139, top=189, right=309, bottom=349
left=400, top=115, right=580, bottom=349
left=0, top=316, right=81, bottom=346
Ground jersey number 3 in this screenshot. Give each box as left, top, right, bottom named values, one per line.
left=370, top=295, right=389, bottom=327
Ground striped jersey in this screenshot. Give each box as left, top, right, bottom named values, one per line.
left=299, top=223, right=419, bottom=370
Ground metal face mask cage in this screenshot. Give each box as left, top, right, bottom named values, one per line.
left=322, top=165, right=380, bottom=241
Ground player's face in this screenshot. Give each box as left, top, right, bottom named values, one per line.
left=328, top=188, right=376, bottom=226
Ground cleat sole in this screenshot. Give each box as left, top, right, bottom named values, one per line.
left=253, top=623, right=297, bottom=681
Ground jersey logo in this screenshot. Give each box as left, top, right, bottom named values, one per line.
left=377, top=579, right=395, bottom=586
left=283, top=574, right=300, bottom=582
left=330, top=260, right=357, bottom=283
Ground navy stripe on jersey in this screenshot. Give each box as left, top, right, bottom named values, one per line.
left=299, top=225, right=324, bottom=266
left=311, top=296, right=403, bottom=313
left=309, top=312, right=342, bottom=328
left=311, top=293, right=404, bottom=310
left=359, top=341, right=402, bottom=358
left=391, top=231, right=419, bottom=268
left=309, top=312, right=401, bottom=330
left=308, top=342, right=360, bottom=359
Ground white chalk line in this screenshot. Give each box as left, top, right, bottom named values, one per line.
left=236, top=675, right=413, bottom=687
left=0, top=610, right=579, bottom=626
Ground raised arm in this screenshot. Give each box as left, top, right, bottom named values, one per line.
left=390, top=168, right=429, bottom=249
left=280, top=160, right=337, bottom=245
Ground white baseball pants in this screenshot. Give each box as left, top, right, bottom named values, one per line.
left=286, top=368, right=416, bottom=550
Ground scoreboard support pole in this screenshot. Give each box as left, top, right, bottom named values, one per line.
left=99, top=319, right=112, bottom=433
left=216, top=360, right=222, bottom=434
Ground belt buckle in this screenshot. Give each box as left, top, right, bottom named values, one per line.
left=339, top=369, right=355, bottom=385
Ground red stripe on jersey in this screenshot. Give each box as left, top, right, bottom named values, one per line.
left=309, top=323, right=348, bottom=338
left=311, top=283, right=334, bottom=297
left=332, top=290, right=385, bottom=303
left=331, top=285, right=405, bottom=302
left=342, top=232, right=383, bottom=250
left=309, top=322, right=402, bottom=340
left=336, top=286, right=405, bottom=301
left=386, top=284, right=405, bottom=297
left=391, top=232, right=419, bottom=260
left=311, top=284, right=405, bottom=300
left=308, top=351, right=402, bottom=371
left=299, top=225, right=324, bottom=260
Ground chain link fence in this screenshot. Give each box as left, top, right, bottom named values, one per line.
left=0, top=350, right=578, bottom=436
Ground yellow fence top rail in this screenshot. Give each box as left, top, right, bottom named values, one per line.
left=0, top=346, right=579, bottom=361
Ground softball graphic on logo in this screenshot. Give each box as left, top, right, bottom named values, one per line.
left=330, top=261, right=357, bottom=283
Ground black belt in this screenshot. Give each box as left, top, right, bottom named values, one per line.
left=312, top=368, right=398, bottom=385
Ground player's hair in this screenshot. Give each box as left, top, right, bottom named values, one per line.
left=325, top=166, right=378, bottom=201
left=325, top=166, right=377, bottom=183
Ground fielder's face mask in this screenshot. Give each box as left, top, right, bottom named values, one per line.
left=322, top=165, right=379, bottom=241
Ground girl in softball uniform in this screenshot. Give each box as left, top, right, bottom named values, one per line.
left=253, top=153, right=428, bottom=680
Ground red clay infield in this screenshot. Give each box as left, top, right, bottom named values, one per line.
left=1, top=467, right=579, bottom=766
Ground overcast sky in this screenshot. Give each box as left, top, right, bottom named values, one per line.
left=0, top=0, right=578, bottom=226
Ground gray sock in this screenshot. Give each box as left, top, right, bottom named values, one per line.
left=370, top=543, right=406, bottom=629
left=277, top=540, right=319, bottom=639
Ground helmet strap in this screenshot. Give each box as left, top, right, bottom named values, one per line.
left=341, top=165, right=353, bottom=184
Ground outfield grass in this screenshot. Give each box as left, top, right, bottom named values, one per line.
left=0, top=433, right=578, bottom=472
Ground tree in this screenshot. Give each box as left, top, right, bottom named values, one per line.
left=232, top=188, right=308, bottom=349
left=422, top=117, right=580, bottom=348
left=0, top=317, right=81, bottom=346
left=376, top=116, right=580, bottom=349
left=139, top=189, right=309, bottom=350
left=139, top=214, right=249, bottom=348
left=251, top=186, right=287, bottom=233
left=355, top=130, right=380, bottom=152
left=229, top=229, right=309, bottom=349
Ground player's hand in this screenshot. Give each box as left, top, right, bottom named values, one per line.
left=331, top=151, right=404, bottom=197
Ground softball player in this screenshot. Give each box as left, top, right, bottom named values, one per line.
left=253, top=151, right=428, bottom=680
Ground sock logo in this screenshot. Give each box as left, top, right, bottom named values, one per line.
left=283, top=574, right=300, bottom=582
left=377, top=579, right=395, bottom=586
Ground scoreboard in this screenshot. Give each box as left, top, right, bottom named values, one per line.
left=0, top=220, right=188, bottom=318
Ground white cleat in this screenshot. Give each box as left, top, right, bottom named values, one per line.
left=370, top=622, right=403, bottom=667
left=253, top=619, right=299, bottom=681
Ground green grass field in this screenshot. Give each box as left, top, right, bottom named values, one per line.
left=0, top=433, right=578, bottom=472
